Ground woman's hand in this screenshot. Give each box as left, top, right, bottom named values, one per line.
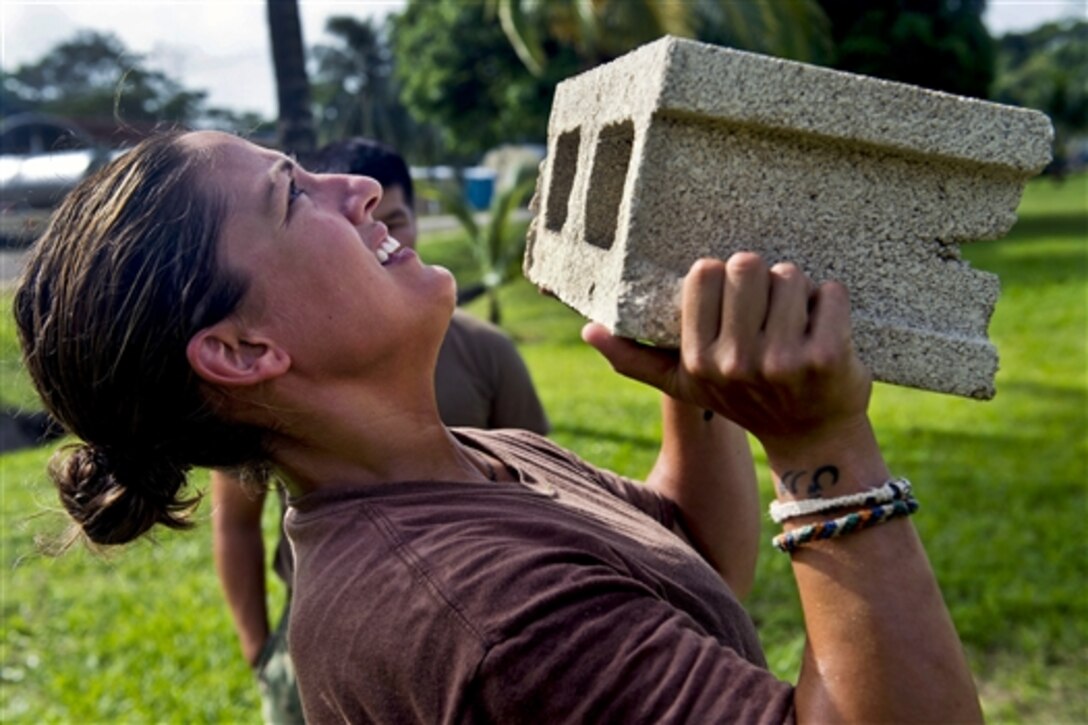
left=582, top=253, right=872, bottom=456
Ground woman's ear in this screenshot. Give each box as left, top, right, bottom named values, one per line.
left=187, top=319, right=291, bottom=387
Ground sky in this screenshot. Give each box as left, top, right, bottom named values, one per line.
left=2, top=0, right=1085, bottom=119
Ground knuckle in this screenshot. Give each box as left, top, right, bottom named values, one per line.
left=762, top=349, right=800, bottom=382
left=769, top=261, right=804, bottom=280
left=690, top=257, right=723, bottom=275
left=726, top=251, right=766, bottom=277
left=683, top=349, right=718, bottom=381
left=687, top=258, right=724, bottom=283
left=808, top=343, right=844, bottom=373
left=719, top=348, right=755, bottom=380
left=821, top=280, right=851, bottom=305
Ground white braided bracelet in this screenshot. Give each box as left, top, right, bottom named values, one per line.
left=769, top=478, right=913, bottom=524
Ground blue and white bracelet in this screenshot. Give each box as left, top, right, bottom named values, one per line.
left=769, top=478, right=913, bottom=524
left=772, top=496, right=920, bottom=553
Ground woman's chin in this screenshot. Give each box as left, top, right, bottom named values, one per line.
left=430, top=264, right=459, bottom=310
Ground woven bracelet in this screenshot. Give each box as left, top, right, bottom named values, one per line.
left=769, top=478, right=912, bottom=524
left=772, top=497, right=920, bottom=554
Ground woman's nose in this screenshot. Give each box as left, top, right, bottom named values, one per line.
left=342, top=175, right=382, bottom=227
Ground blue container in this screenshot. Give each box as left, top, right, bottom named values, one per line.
left=463, top=167, right=497, bottom=210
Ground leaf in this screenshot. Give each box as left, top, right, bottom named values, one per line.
left=418, top=180, right=481, bottom=242
left=492, top=0, right=548, bottom=76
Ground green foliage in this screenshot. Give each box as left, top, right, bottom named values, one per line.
left=694, top=0, right=833, bottom=64
left=392, top=0, right=577, bottom=160
left=392, top=0, right=831, bottom=157
left=816, top=0, right=995, bottom=98
left=0, top=173, right=1084, bottom=721
left=0, top=457, right=283, bottom=723
left=490, top=0, right=833, bottom=74
left=0, top=294, right=39, bottom=412
left=419, top=179, right=535, bottom=324
left=992, top=20, right=1088, bottom=170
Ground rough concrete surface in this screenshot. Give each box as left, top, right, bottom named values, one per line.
left=524, top=36, right=1053, bottom=399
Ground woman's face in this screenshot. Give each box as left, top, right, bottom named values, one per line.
left=184, top=131, right=456, bottom=380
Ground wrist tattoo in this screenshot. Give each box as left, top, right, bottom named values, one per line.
left=778, top=465, right=840, bottom=498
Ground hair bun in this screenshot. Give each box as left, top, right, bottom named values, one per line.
left=51, top=443, right=199, bottom=546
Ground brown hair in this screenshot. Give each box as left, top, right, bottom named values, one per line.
left=14, top=131, right=266, bottom=546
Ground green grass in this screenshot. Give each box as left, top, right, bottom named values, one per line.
left=1, top=173, right=1085, bottom=722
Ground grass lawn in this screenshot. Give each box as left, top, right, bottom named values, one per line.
left=1, top=172, right=1085, bottom=722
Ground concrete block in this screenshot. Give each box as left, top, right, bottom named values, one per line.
left=524, top=36, right=1053, bottom=399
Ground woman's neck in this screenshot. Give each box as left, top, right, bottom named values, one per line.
left=266, top=381, right=490, bottom=494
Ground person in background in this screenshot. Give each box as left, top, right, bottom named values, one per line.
left=210, top=137, right=550, bottom=723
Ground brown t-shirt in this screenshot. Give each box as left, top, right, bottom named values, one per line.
left=285, top=430, right=795, bottom=724
left=434, top=310, right=549, bottom=434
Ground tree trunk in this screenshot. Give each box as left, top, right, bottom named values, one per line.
left=267, top=0, right=315, bottom=155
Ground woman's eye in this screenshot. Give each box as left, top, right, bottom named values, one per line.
left=288, top=179, right=305, bottom=205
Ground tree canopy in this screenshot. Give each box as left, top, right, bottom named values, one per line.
left=992, top=19, right=1087, bottom=169
left=815, top=0, right=995, bottom=98
left=491, top=0, right=832, bottom=75
left=2, top=31, right=206, bottom=125
left=1, top=30, right=266, bottom=140
left=392, top=0, right=832, bottom=159
left=310, top=15, right=442, bottom=163
left=392, top=0, right=577, bottom=160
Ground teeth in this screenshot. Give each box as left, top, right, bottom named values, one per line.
left=377, top=237, right=400, bottom=265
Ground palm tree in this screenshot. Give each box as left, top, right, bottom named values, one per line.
left=489, top=0, right=832, bottom=75
left=309, top=15, right=442, bottom=160
left=421, top=177, right=536, bottom=325
left=267, top=0, right=315, bottom=154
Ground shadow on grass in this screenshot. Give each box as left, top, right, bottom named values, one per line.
left=549, top=422, right=659, bottom=449
left=965, top=239, right=1086, bottom=288
left=1008, top=212, right=1087, bottom=240
left=999, top=379, right=1088, bottom=408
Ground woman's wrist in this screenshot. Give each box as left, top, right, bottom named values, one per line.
left=762, top=415, right=890, bottom=502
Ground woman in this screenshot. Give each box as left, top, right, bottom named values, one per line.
left=15, top=130, right=981, bottom=722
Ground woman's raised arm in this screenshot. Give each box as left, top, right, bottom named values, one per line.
left=584, top=253, right=982, bottom=722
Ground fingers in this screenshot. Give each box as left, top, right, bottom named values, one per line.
left=807, top=280, right=855, bottom=363
left=721, top=253, right=770, bottom=350
left=581, top=323, right=679, bottom=391
left=680, top=253, right=850, bottom=373
left=599, top=254, right=856, bottom=413
left=671, top=253, right=870, bottom=442
left=680, top=253, right=770, bottom=379
left=681, top=259, right=725, bottom=364
left=762, top=262, right=816, bottom=377
left=765, top=262, right=813, bottom=341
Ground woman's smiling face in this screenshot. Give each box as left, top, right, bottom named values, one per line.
left=183, top=131, right=456, bottom=380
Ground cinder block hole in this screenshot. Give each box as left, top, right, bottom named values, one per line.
left=545, top=129, right=581, bottom=232
left=585, top=121, right=634, bottom=250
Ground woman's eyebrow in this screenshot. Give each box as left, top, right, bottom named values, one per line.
left=265, top=157, right=295, bottom=215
